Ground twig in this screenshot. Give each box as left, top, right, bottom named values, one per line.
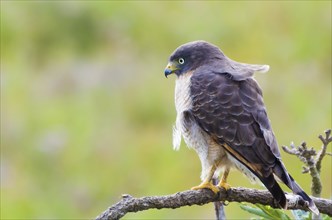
left=282, top=129, right=332, bottom=198
left=95, top=187, right=332, bottom=220
left=316, top=129, right=332, bottom=173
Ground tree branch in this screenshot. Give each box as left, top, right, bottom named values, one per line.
left=95, top=187, right=332, bottom=220
left=96, top=130, right=331, bottom=219
left=282, top=129, right=332, bottom=198
left=316, top=129, right=332, bottom=173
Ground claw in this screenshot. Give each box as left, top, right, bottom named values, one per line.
left=218, top=181, right=231, bottom=190
left=191, top=182, right=220, bottom=194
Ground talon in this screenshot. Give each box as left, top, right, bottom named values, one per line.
left=218, top=168, right=231, bottom=190
left=218, top=181, right=231, bottom=190
left=191, top=182, right=220, bottom=194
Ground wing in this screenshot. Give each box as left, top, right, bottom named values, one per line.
left=190, top=70, right=279, bottom=167
left=189, top=69, right=288, bottom=207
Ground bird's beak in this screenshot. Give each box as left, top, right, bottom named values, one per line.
left=164, top=62, right=177, bottom=78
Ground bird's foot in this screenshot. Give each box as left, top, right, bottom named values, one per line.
left=191, top=182, right=220, bottom=194
left=218, top=181, right=231, bottom=190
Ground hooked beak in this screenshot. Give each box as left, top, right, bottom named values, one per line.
left=164, top=62, right=178, bottom=78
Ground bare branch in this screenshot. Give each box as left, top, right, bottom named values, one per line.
left=302, top=166, right=310, bottom=174
left=316, top=129, right=332, bottom=173
left=95, top=130, right=331, bottom=219
left=282, top=129, right=332, bottom=198
left=281, top=142, right=300, bottom=156
left=95, top=188, right=332, bottom=220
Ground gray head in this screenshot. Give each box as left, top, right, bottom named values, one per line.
left=164, top=41, right=224, bottom=77
left=164, top=40, right=269, bottom=81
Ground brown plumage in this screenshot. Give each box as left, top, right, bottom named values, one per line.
left=164, top=40, right=319, bottom=215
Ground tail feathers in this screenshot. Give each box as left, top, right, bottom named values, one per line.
left=212, top=178, right=226, bottom=219
left=273, top=162, right=319, bottom=215
left=288, top=175, right=320, bottom=215
left=260, top=174, right=287, bottom=209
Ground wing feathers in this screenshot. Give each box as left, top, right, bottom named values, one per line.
left=190, top=70, right=284, bottom=204
left=189, top=70, right=318, bottom=212
left=190, top=71, right=279, bottom=167
left=236, top=124, right=256, bottom=146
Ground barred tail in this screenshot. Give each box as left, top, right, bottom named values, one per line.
left=273, top=162, right=319, bottom=215
left=288, top=174, right=319, bottom=215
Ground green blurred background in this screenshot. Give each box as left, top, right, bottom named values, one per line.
left=1, top=1, right=331, bottom=219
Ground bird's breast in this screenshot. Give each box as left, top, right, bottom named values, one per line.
left=174, top=73, right=193, bottom=113
left=172, top=72, right=193, bottom=150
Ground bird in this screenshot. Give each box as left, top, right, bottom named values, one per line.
left=164, top=40, right=319, bottom=215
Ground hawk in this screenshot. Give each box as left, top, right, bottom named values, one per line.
left=164, top=40, right=318, bottom=214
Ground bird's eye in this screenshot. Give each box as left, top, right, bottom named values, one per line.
left=178, top=58, right=185, bottom=64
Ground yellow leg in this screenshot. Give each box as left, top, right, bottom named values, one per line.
left=191, top=164, right=219, bottom=194
left=217, top=167, right=231, bottom=190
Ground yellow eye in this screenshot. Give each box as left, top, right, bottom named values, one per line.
left=178, top=58, right=185, bottom=64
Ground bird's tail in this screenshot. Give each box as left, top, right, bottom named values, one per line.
left=212, top=178, right=226, bottom=220
left=259, top=173, right=287, bottom=209
left=287, top=174, right=319, bottom=215
left=273, top=162, right=319, bottom=215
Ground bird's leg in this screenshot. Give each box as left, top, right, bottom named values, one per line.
left=191, top=164, right=219, bottom=194
left=217, top=167, right=231, bottom=190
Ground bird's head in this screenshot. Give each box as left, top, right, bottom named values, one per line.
left=164, top=40, right=223, bottom=78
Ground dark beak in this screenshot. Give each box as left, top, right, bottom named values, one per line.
left=164, top=62, right=177, bottom=78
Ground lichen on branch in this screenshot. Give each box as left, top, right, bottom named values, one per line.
left=96, top=129, right=332, bottom=220
left=95, top=187, right=332, bottom=220
left=282, top=129, right=331, bottom=197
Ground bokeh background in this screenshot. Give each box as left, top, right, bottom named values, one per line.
left=1, top=1, right=331, bottom=219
